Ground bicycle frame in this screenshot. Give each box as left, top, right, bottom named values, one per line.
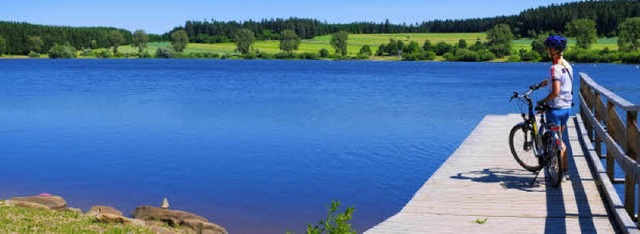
left=512, top=87, right=557, bottom=157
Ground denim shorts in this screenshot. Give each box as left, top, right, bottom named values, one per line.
left=546, top=108, right=571, bottom=127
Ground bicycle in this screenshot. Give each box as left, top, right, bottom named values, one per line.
left=508, top=82, right=564, bottom=187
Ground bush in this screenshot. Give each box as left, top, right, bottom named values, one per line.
left=80, top=49, right=94, bottom=57
left=564, top=49, right=599, bottom=63
left=155, top=47, right=173, bottom=58
left=520, top=50, right=541, bottom=62
left=305, top=201, right=356, bottom=234
left=220, top=53, right=231, bottom=59
left=95, top=49, right=113, bottom=58
left=298, top=52, right=319, bottom=60
left=184, top=52, right=219, bottom=58
left=275, top=52, right=296, bottom=59
left=330, top=54, right=350, bottom=60
left=138, top=51, right=152, bottom=58
left=28, top=51, right=41, bottom=58
left=402, top=51, right=436, bottom=61
left=620, top=52, right=640, bottom=64
left=507, top=54, right=521, bottom=62
left=443, top=52, right=455, bottom=61
left=358, top=45, right=372, bottom=57
left=453, top=49, right=480, bottom=62
left=48, top=43, right=77, bottom=59
left=355, top=54, right=369, bottom=60
left=319, top=48, right=330, bottom=58
left=258, top=52, right=274, bottom=59
left=434, top=42, right=454, bottom=56
left=243, top=52, right=258, bottom=59
left=478, top=50, right=496, bottom=61
left=113, top=52, right=125, bottom=58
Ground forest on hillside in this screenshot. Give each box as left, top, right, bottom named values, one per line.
left=176, top=0, right=640, bottom=41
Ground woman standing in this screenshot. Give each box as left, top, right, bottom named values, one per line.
left=537, top=35, right=573, bottom=181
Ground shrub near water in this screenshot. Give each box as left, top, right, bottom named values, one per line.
left=319, top=48, right=330, bottom=58
left=94, top=49, right=113, bottom=58
left=28, top=51, right=40, bottom=58
left=155, top=47, right=173, bottom=58
left=275, top=52, right=297, bottom=59
left=48, top=43, right=77, bottom=59
left=402, top=51, right=436, bottom=61
left=298, top=52, right=319, bottom=60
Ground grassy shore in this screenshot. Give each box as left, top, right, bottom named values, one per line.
left=0, top=204, right=153, bottom=233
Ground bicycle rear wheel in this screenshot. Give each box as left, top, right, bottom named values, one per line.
left=546, top=144, right=563, bottom=187
left=509, top=124, right=543, bottom=172
left=544, top=131, right=563, bottom=187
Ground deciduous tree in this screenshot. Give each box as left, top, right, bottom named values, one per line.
left=132, top=29, right=149, bottom=53
left=618, top=17, right=640, bottom=52
left=233, top=29, right=255, bottom=54
left=27, top=36, right=44, bottom=53
left=486, top=24, right=514, bottom=57
left=279, top=29, right=300, bottom=52
left=171, top=30, right=189, bottom=52
left=330, top=31, right=349, bottom=56
left=565, top=19, right=597, bottom=49
left=108, top=30, right=125, bottom=54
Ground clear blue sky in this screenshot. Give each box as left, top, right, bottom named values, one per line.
left=1, top=0, right=580, bottom=34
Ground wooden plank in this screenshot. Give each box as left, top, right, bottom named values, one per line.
left=580, top=73, right=640, bottom=112
left=365, top=115, right=618, bottom=234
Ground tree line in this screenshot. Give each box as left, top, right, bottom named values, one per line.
left=172, top=0, right=640, bottom=42
left=0, top=21, right=136, bottom=54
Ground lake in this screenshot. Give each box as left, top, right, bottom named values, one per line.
left=0, top=60, right=638, bottom=233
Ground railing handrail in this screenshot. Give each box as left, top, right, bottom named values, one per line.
left=580, top=72, right=640, bottom=111
left=579, top=72, right=640, bottom=232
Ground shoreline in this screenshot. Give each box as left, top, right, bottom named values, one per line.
left=0, top=56, right=634, bottom=65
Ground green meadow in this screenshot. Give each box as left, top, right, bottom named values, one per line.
left=512, top=37, right=619, bottom=52
left=113, top=33, right=619, bottom=59
left=117, top=33, right=488, bottom=56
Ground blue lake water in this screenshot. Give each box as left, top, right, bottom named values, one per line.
left=0, top=60, right=638, bottom=233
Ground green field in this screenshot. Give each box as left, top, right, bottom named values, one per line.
left=1, top=32, right=619, bottom=60
left=513, top=37, right=619, bottom=52
left=117, top=33, right=489, bottom=56
left=113, top=33, right=619, bottom=58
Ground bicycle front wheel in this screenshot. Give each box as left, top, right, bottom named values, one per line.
left=509, top=124, right=543, bottom=172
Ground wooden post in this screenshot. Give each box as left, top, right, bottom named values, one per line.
left=628, top=111, right=639, bottom=222
left=606, top=100, right=615, bottom=182
left=594, top=92, right=603, bottom=158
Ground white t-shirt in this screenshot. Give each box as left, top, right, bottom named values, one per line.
left=548, top=60, right=573, bottom=109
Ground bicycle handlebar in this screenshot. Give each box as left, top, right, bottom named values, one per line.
left=509, top=80, right=546, bottom=102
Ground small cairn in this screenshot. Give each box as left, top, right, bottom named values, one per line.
left=161, top=198, right=169, bottom=209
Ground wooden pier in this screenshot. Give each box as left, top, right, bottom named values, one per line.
left=366, top=73, right=640, bottom=233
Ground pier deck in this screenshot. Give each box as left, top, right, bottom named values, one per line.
left=366, top=114, right=616, bottom=233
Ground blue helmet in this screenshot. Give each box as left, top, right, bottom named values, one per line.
left=544, top=35, right=567, bottom=51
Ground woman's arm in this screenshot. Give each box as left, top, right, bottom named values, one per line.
left=538, top=79, right=548, bottom=88
left=538, top=80, right=560, bottom=104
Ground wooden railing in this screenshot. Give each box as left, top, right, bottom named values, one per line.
left=578, top=72, right=640, bottom=232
